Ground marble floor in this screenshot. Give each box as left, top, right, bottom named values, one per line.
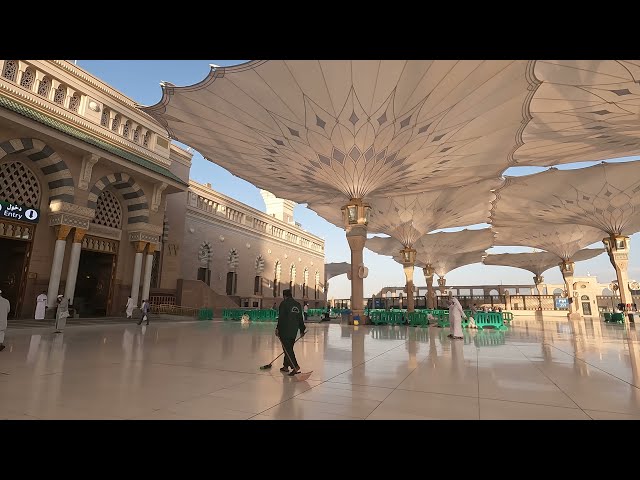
left=1, top=316, right=640, bottom=420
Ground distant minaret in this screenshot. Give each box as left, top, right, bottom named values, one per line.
left=260, top=190, right=296, bottom=224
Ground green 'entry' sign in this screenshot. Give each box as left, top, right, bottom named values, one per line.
left=0, top=200, right=40, bottom=224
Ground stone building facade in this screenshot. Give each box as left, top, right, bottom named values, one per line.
left=161, top=180, right=326, bottom=309
left=0, top=60, right=187, bottom=318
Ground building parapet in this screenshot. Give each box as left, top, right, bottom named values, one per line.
left=187, top=180, right=325, bottom=255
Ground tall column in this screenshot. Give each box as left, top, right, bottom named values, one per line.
left=342, top=199, right=371, bottom=324
left=423, top=266, right=435, bottom=309
left=131, top=241, right=147, bottom=306
left=533, top=274, right=544, bottom=311
left=604, top=235, right=632, bottom=309
left=64, top=228, right=87, bottom=305
left=141, top=244, right=156, bottom=304
left=400, top=248, right=416, bottom=312
left=47, top=225, right=72, bottom=308
left=559, top=260, right=580, bottom=319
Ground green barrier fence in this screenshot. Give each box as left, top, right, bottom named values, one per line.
left=198, top=308, right=213, bottom=320
left=222, top=309, right=278, bottom=322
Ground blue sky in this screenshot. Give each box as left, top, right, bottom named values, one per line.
left=77, top=60, right=640, bottom=299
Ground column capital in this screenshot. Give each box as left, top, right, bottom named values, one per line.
left=341, top=198, right=371, bottom=229
left=133, top=241, right=148, bottom=253
left=73, top=228, right=87, bottom=243
left=147, top=244, right=156, bottom=255
left=423, top=265, right=435, bottom=278
left=56, top=225, right=72, bottom=240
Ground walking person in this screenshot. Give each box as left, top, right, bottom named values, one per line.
left=125, top=295, right=134, bottom=319
left=137, top=299, right=150, bottom=326
left=0, top=289, right=9, bottom=351
left=303, top=302, right=309, bottom=322
left=35, top=291, right=47, bottom=320
left=447, top=296, right=466, bottom=340
left=276, top=289, right=306, bottom=376
left=54, top=294, right=69, bottom=334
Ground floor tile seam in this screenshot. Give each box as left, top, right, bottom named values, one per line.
left=248, top=340, right=411, bottom=419
left=544, top=342, right=640, bottom=390
left=512, top=343, right=590, bottom=415
left=581, top=407, right=640, bottom=417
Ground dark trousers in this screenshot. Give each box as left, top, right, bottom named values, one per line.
left=280, top=336, right=299, bottom=370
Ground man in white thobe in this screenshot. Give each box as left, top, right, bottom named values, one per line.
left=447, top=296, right=466, bottom=340
left=35, top=291, right=47, bottom=320
left=0, top=289, right=10, bottom=351
left=125, top=296, right=134, bottom=319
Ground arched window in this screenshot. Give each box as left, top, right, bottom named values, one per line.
left=581, top=295, right=589, bottom=301
left=133, top=126, right=141, bottom=143
left=68, top=93, right=81, bottom=112
left=315, top=271, right=320, bottom=299
left=37, top=76, right=51, bottom=98
left=122, top=120, right=132, bottom=138
left=53, top=84, right=66, bottom=105
left=91, top=190, right=122, bottom=229
left=254, top=276, right=262, bottom=295
left=303, top=267, right=309, bottom=297
left=19, top=67, right=35, bottom=90
left=101, top=108, right=110, bottom=127
left=273, top=261, right=281, bottom=297
left=143, top=131, right=151, bottom=147
left=111, top=114, right=121, bottom=132
left=2, top=61, right=18, bottom=82
left=289, top=264, right=296, bottom=294
left=0, top=161, right=41, bottom=208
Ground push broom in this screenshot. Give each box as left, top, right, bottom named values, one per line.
left=259, top=335, right=302, bottom=370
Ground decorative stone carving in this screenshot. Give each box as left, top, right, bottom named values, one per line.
left=151, top=182, right=167, bottom=212
left=129, top=231, right=161, bottom=246
left=48, top=201, right=95, bottom=219
left=49, top=213, right=91, bottom=230
left=78, top=154, right=99, bottom=191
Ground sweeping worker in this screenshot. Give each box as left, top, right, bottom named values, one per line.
left=276, top=289, right=307, bottom=376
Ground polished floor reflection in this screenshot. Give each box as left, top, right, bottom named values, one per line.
left=1, top=317, right=640, bottom=420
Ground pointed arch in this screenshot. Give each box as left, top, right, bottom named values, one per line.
left=88, top=173, right=149, bottom=224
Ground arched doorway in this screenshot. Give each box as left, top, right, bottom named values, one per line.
left=581, top=295, right=591, bottom=316
left=75, top=189, right=121, bottom=316
left=0, top=161, right=41, bottom=317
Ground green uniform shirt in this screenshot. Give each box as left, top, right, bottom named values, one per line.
left=277, top=297, right=306, bottom=339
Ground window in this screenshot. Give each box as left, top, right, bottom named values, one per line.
left=37, top=76, right=51, bottom=98
left=68, top=93, right=80, bottom=112
left=101, top=108, right=110, bottom=127
left=226, top=272, right=237, bottom=295
left=273, top=261, right=281, bottom=297
left=111, top=114, right=121, bottom=132
left=2, top=61, right=18, bottom=82
left=143, top=131, right=151, bottom=147
left=197, top=267, right=211, bottom=286
left=19, top=68, right=35, bottom=90
left=254, top=276, right=262, bottom=295
left=133, top=126, right=141, bottom=143
left=122, top=120, right=131, bottom=138
left=53, top=85, right=66, bottom=105
left=0, top=161, right=41, bottom=208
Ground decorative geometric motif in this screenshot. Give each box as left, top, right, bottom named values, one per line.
left=123, top=120, right=131, bottom=138
left=133, top=126, right=141, bottom=143
left=37, top=77, right=51, bottom=97
left=0, top=138, right=74, bottom=204
left=143, top=132, right=150, bottom=147
left=20, top=68, right=35, bottom=90
left=91, top=190, right=122, bottom=229
left=227, top=248, right=239, bottom=271
left=491, top=161, right=640, bottom=236
left=68, top=93, right=80, bottom=112
left=0, top=221, right=33, bottom=240
left=0, top=161, right=41, bottom=208
left=111, top=114, right=121, bottom=132
left=87, top=173, right=148, bottom=224
left=2, top=61, right=17, bottom=82
left=255, top=254, right=265, bottom=274
left=101, top=109, right=109, bottom=127
left=198, top=241, right=212, bottom=265
left=142, top=60, right=541, bottom=203
left=53, top=85, right=66, bottom=105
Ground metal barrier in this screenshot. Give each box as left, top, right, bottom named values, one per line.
left=222, top=309, right=278, bottom=322
left=150, top=304, right=200, bottom=317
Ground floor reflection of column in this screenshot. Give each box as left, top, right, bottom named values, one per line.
left=26, top=334, right=41, bottom=364
left=569, top=319, right=589, bottom=376
left=352, top=329, right=365, bottom=368
left=451, top=336, right=465, bottom=379
left=540, top=317, right=553, bottom=363
left=407, top=334, right=418, bottom=369
left=131, top=326, right=146, bottom=390
left=626, top=330, right=640, bottom=404
left=120, top=329, right=134, bottom=394
left=43, top=334, right=66, bottom=412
